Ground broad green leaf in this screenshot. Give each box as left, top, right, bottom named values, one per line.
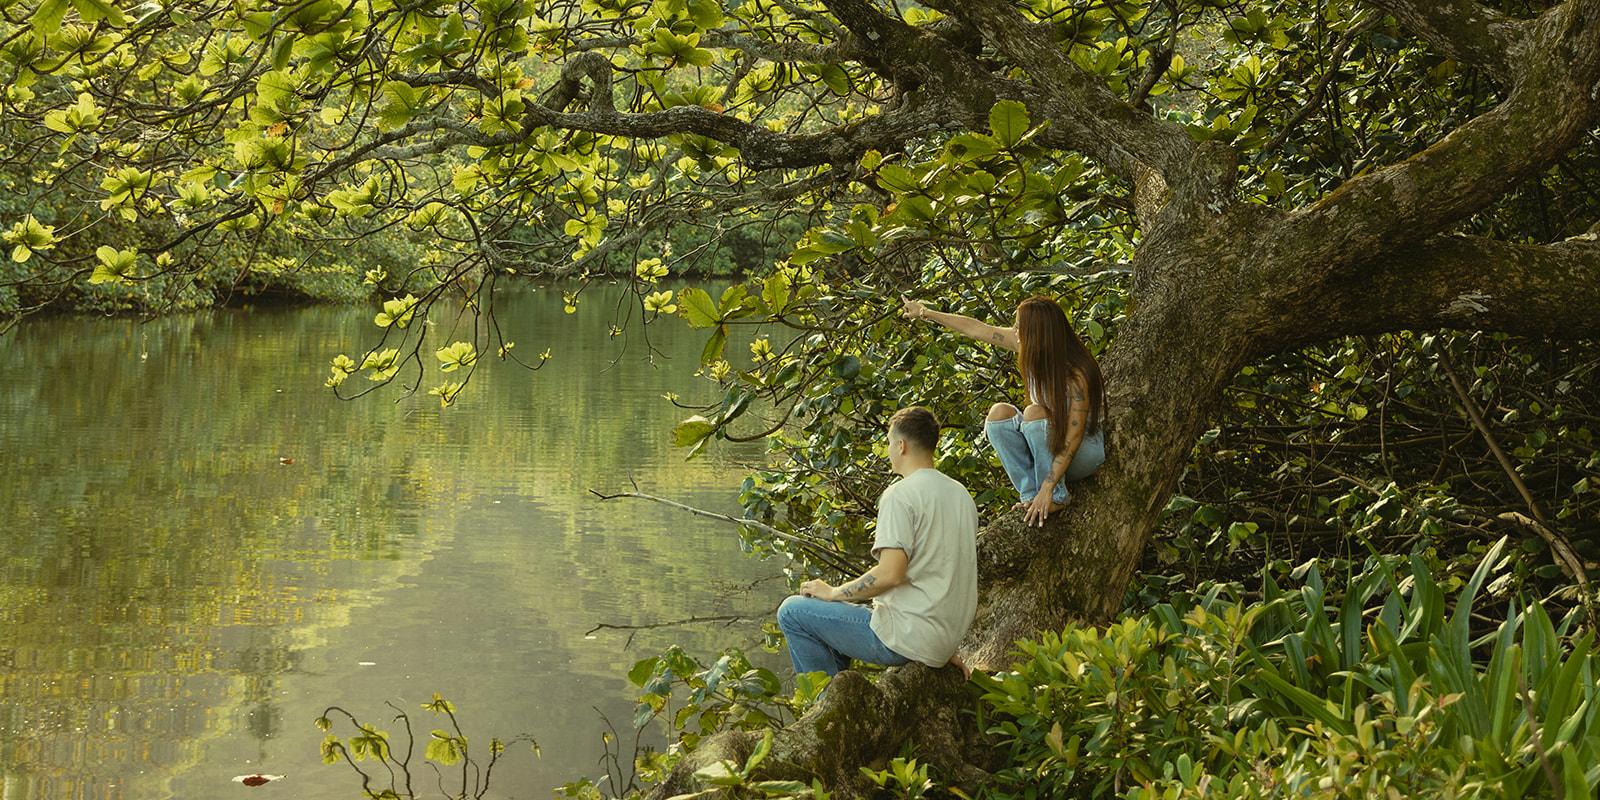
left=672, top=415, right=716, bottom=448
left=989, top=100, right=1031, bottom=148
left=945, top=133, right=1001, bottom=163
left=374, top=294, right=419, bottom=329
left=271, top=35, right=295, bottom=71
left=701, top=324, right=727, bottom=365
left=676, top=287, right=719, bottom=328
left=875, top=163, right=918, bottom=193
left=33, top=0, right=71, bottom=35
left=90, top=245, right=138, bottom=283
left=435, top=341, right=477, bottom=372
left=627, top=657, right=660, bottom=687
left=761, top=273, right=790, bottom=314
left=425, top=732, right=461, bottom=765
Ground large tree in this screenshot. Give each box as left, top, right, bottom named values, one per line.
left=3, top=0, right=1599, bottom=790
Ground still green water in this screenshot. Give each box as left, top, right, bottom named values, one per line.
left=0, top=283, right=789, bottom=799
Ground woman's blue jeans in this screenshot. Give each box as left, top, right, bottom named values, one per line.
left=984, top=407, right=1106, bottom=505
left=776, top=595, right=910, bottom=677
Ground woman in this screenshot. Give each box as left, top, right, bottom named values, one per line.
left=902, top=295, right=1106, bottom=527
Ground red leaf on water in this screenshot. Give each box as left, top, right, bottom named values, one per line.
left=232, top=774, right=284, bottom=787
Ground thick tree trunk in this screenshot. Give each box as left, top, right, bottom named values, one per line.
left=967, top=201, right=1266, bottom=665
left=644, top=663, right=995, bottom=799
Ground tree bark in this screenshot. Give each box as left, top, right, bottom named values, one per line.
left=644, top=664, right=996, bottom=799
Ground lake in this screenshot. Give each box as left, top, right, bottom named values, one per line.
left=0, top=282, right=790, bottom=799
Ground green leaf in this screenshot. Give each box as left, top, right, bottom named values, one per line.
left=747, top=730, right=774, bottom=772
left=374, top=294, right=419, bottom=329
left=685, top=0, right=724, bottom=30
left=718, top=283, right=751, bottom=317
left=673, top=415, right=716, bottom=448
left=945, top=133, right=1001, bottom=163
left=563, top=209, right=605, bottom=245
left=271, top=35, right=295, bottom=71
left=701, top=325, right=727, bottom=365
left=435, top=341, right=477, bottom=372
left=761, top=273, right=791, bottom=315
left=378, top=80, right=421, bottom=130
left=677, top=287, right=719, bottom=328
left=875, top=164, right=918, bottom=193
left=810, top=230, right=856, bottom=254
left=89, top=245, right=138, bottom=283
left=628, top=657, right=660, bottom=687
left=988, top=100, right=1031, bottom=148
left=425, top=731, right=462, bottom=765
left=33, top=0, right=71, bottom=35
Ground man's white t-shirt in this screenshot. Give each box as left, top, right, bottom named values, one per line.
left=868, top=467, right=979, bottom=667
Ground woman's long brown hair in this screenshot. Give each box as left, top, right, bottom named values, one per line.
left=1017, top=296, right=1105, bottom=456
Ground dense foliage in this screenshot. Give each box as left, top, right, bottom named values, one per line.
left=4, top=0, right=1599, bottom=794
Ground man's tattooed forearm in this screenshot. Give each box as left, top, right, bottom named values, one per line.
left=840, top=573, right=878, bottom=599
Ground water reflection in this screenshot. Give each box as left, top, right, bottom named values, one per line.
left=0, top=283, right=788, bottom=799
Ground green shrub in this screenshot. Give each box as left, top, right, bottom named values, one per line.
left=974, top=539, right=1600, bottom=799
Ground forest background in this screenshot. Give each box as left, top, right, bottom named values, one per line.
left=2, top=0, right=1600, bottom=796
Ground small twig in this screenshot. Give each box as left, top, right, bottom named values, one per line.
left=588, top=487, right=865, bottom=574
left=585, top=613, right=768, bottom=638
left=1437, top=346, right=1597, bottom=627
left=1260, top=14, right=1380, bottom=157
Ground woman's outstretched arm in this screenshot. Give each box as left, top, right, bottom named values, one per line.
left=901, top=296, right=1019, bottom=353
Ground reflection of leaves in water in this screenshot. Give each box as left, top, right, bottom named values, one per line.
left=0, top=283, right=783, bottom=795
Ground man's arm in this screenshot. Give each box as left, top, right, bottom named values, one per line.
left=799, top=548, right=908, bottom=602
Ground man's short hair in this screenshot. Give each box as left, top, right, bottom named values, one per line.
left=888, top=406, right=940, bottom=453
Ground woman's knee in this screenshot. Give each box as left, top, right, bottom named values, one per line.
left=986, top=402, right=1019, bottom=422
left=1021, top=403, right=1050, bottom=422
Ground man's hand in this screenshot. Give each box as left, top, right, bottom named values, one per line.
left=950, top=653, right=973, bottom=681
left=799, top=579, right=838, bottom=601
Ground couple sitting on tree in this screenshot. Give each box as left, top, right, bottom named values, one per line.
left=777, top=295, right=1108, bottom=680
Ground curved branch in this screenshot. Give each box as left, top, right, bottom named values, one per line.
left=1262, top=233, right=1600, bottom=350
left=523, top=93, right=947, bottom=171
left=1361, top=0, right=1522, bottom=83
left=1288, top=0, right=1600, bottom=267
left=921, top=0, right=1204, bottom=191
left=702, top=31, right=867, bottom=65
left=1435, top=348, right=1598, bottom=626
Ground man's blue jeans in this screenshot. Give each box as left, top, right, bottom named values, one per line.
left=776, top=595, right=910, bottom=677
left=985, top=409, right=1106, bottom=505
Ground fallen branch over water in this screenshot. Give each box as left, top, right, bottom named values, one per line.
left=587, top=485, right=865, bottom=575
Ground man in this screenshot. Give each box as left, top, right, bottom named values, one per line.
left=776, top=406, right=979, bottom=680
